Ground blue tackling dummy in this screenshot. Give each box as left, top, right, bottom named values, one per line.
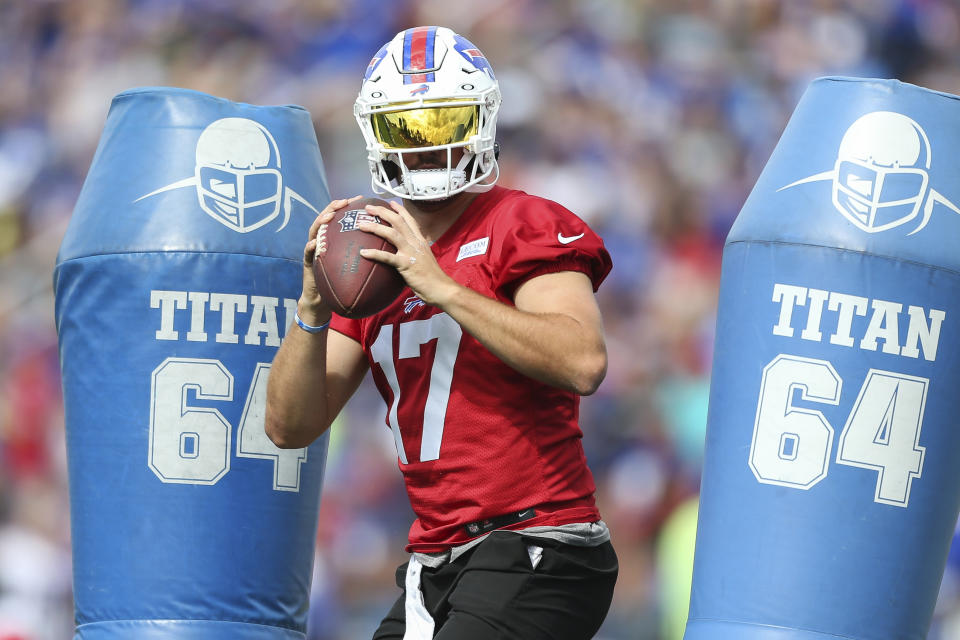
left=54, top=88, right=331, bottom=639
left=686, top=77, right=960, bottom=640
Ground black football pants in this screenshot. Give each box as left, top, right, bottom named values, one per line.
left=372, top=531, right=618, bottom=640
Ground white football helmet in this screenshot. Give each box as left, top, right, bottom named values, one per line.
left=355, top=26, right=501, bottom=200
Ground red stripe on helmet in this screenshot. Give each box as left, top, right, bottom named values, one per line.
left=409, top=26, right=429, bottom=71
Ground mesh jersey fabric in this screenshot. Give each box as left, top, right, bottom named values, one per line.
left=330, top=186, right=612, bottom=552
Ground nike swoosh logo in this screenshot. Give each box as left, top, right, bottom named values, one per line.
left=557, top=232, right=585, bottom=244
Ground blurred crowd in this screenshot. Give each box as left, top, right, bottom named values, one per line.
left=3, top=0, right=960, bottom=638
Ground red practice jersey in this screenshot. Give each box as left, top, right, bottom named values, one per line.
left=330, top=186, right=613, bottom=552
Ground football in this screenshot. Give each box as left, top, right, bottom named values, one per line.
left=313, top=197, right=407, bottom=318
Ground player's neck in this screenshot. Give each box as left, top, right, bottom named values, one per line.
left=404, top=192, right=479, bottom=244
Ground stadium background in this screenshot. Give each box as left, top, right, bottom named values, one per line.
left=2, top=0, right=960, bottom=638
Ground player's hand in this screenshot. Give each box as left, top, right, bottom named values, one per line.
left=299, top=195, right=363, bottom=323
left=357, top=201, right=459, bottom=306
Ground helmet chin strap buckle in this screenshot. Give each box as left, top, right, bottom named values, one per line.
left=403, top=168, right=467, bottom=199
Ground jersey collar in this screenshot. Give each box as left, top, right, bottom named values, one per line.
left=430, top=185, right=510, bottom=256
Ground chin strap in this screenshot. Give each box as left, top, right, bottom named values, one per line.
left=404, top=168, right=467, bottom=198
left=396, top=148, right=473, bottom=199
left=377, top=146, right=499, bottom=200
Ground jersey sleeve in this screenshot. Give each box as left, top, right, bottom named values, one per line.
left=492, top=195, right=612, bottom=298
left=329, top=313, right=362, bottom=342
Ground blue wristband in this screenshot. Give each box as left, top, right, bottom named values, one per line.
left=295, top=311, right=330, bottom=334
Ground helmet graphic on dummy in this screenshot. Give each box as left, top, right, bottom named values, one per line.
left=194, top=117, right=283, bottom=232
left=831, top=111, right=930, bottom=233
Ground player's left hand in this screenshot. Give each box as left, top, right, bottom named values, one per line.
left=357, top=201, right=459, bottom=306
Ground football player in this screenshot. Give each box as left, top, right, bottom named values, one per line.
left=266, top=26, right=618, bottom=640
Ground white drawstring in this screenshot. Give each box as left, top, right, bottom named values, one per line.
left=403, top=556, right=436, bottom=640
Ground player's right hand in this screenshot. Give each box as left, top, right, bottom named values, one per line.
left=299, top=196, right=363, bottom=323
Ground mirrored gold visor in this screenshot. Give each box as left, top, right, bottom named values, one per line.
left=371, top=103, right=480, bottom=150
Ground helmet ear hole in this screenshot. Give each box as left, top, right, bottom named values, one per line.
left=382, top=159, right=401, bottom=183
left=494, top=142, right=500, bottom=160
